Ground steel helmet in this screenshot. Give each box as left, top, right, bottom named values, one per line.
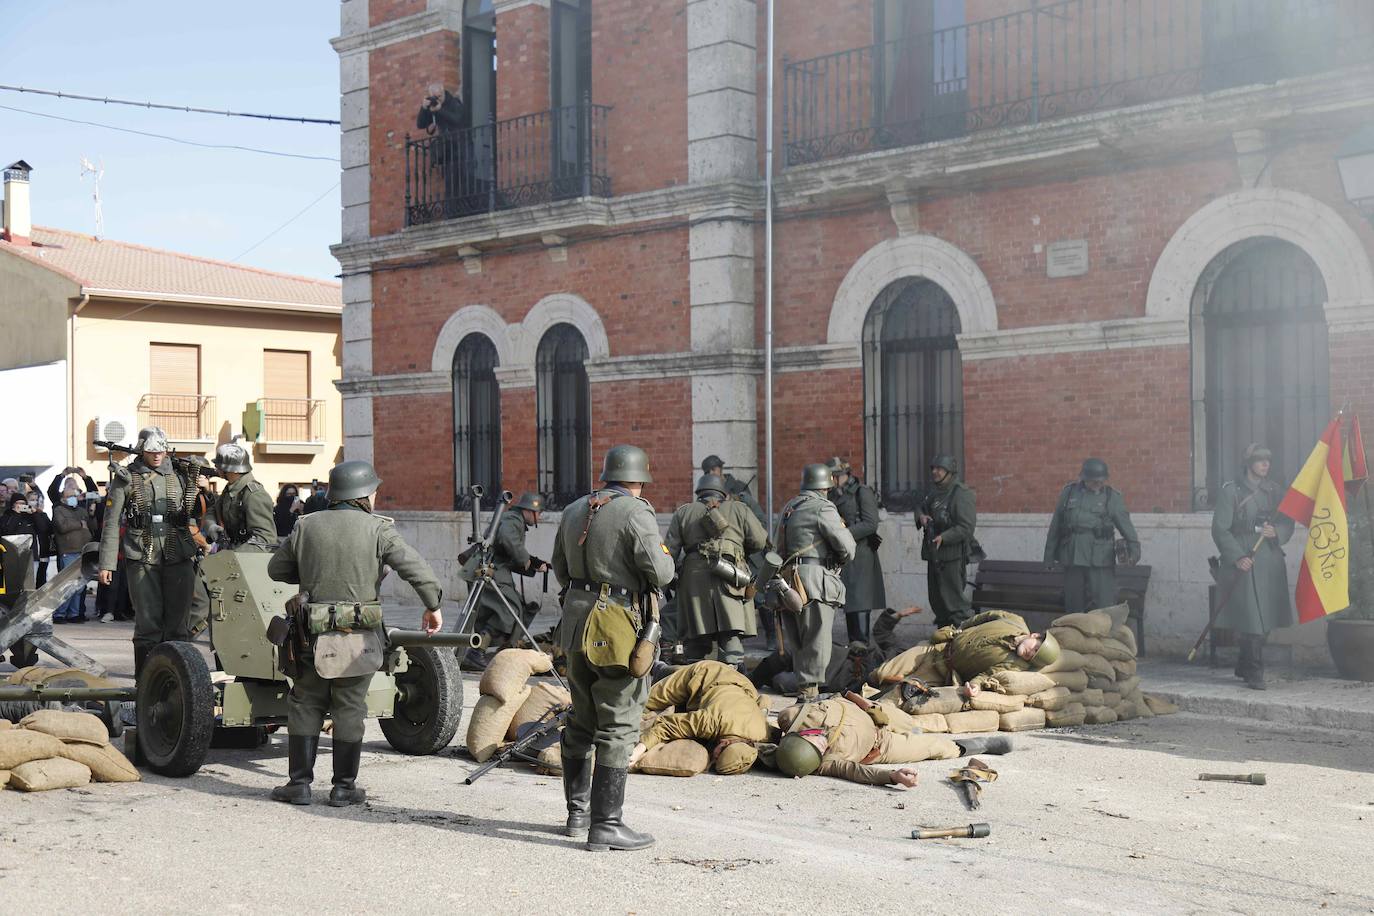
left=776, top=732, right=824, bottom=777
left=1080, top=458, right=1110, bottom=481
left=600, top=445, right=653, bottom=484
left=800, top=463, right=833, bottom=491
left=930, top=455, right=958, bottom=474
left=700, top=454, right=725, bottom=474
left=825, top=456, right=851, bottom=474
left=213, top=443, right=252, bottom=474
left=695, top=474, right=727, bottom=497
left=1029, top=631, right=1061, bottom=669
left=328, top=459, right=382, bottom=501
left=511, top=491, right=545, bottom=513
left=137, top=426, right=170, bottom=454
left=1242, top=443, right=1273, bottom=472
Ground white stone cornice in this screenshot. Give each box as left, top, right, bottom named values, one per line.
left=493, top=0, right=549, bottom=10
left=336, top=371, right=447, bottom=398
left=331, top=8, right=462, bottom=55
left=959, top=316, right=1190, bottom=361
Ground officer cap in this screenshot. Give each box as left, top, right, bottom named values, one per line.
left=1080, top=458, right=1110, bottom=481
left=213, top=443, right=252, bottom=474
left=695, top=474, right=727, bottom=497
left=700, top=454, right=725, bottom=474
left=929, top=455, right=958, bottom=474
left=1243, top=443, right=1273, bottom=467
left=776, top=732, right=824, bottom=777
left=511, top=491, right=544, bottom=513
left=713, top=741, right=759, bottom=776
left=600, top=444, right=653, bottom=484
left=328, top=459, right=382, bottom=501
left=137, top=426, right=170, bottom=454
left=1029, top=631, right=1061, bottom=669
left=800, top=463, right=833, bottom=491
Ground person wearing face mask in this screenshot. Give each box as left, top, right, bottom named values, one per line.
left=25, top=489, right=55, bottom=588
left=52, top=477, right=96, bottom=623
left=1043, top=458, right=1140, bottom=614
left=274, top=484, right=304, bottom=538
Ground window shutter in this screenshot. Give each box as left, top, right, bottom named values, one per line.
left=149, top=343, right=200, bottom=395
left=263, top=350, right=310, bottom=400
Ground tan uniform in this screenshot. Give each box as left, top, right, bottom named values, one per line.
left=871, top=609, right=1033, bottom=689
left=776, top=697, right=959, bottom=785
left=641, top=660, right=768, bottom=749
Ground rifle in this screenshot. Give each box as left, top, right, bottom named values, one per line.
left=465, top=704, right=570, bottom=785
left=1187, top=530, right=1267, bottom=662
left=93, top=439, right=217, bottom=480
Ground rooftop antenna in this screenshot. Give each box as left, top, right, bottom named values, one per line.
left=79, top=156, right=103, bottom=239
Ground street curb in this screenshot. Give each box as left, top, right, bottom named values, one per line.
left=1146, top=688, right=1374, bottom=735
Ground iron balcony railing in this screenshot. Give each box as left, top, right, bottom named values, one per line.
left=256, top=398, right=325, bottom=443
left=138, top=393, right=216, bottom=441
left=784, top=0, right=1374, bottom=167
left=405, top=99, right=612, bottom=227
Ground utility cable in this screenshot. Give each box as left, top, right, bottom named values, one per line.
left=231, top=180, right=340, bottom=262
left=0, top=84, right=339, bottom=125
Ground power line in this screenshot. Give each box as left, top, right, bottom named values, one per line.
left=232, top=180, right=340, bottom=262
left=0, top=84, right=338, bottom=125
left=0, top=103, right=339, bottom=162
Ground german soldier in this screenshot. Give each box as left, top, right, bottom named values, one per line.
left=463, top=491, right=549, bottom=670
left=699, top=454, right=766, bottom=525
left=1044, top=458, right=1140, bottom=614
left=97, top=426, right=205, bottom=678
left=776, top=463, right=856, bottom=700
left=1211, top=444, right=1293, bottom=690
left=826, top=456, right=885, bottom=642
left=665, top=474, right=768, bottom=668
left=552, top=445, right=675, bottom=850
left=209, top=443, right=276, bottom=551
left=267, top=460, right=443, bottom=807
left=917, top=455, right=976, bottom=627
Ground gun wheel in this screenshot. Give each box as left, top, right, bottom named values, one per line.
left=137, top=641, right=215, bottom=777
left=381, top=643, right=463, bottom=755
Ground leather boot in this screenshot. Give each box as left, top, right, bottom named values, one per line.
left=561, top=753, right=593, bottom=838
left=845, top=610, right=871, bottom=643
left=270, top=735, right=318, bottom=805
left=328, top=740, right=367, bottom=807
left=133, top=645, right=149, bottom=682
left=1234, top=637, right=1254, bottom=681
left=586, top=765, right=654, bottom=852
left=1244, top=636, right=1267, bottom=691
left=956, top=736, right=1014, bottom=756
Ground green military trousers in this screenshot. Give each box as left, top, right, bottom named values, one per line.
left=127, top=560, right=196, bottom=652
left=287, top=664, right=371, bottom=743
left=783, top=600, right=836, bottom=687
left=1063, top=565, right=1116, bottom=614
left=471, top=573, right=528, bottom=642
left=560, top=649, right=649, bottom=769
left=927, top=558, right=971, bottom=628
left=188, top=571, right=210, bottom=638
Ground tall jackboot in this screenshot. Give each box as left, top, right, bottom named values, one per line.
left=133, top=645, right=150, bottom=682
left=585, top=765, right=654, bottom=852
left=328, top=740, right=367, bottom=807
left=561, top=753, right=593, bottom=838
left=1244, top=636, right=1267, bottom=691
left=270, top=735, right=319, bottom=805
left=1234, top=637, right=1254, bottom=681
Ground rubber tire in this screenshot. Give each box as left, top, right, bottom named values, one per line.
left=381, top=643, right=463, bottom=755
left=136, top=641, right=215, bottom=777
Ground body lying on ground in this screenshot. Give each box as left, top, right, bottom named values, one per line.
left=868, top=609, right=1059, bottom=693
left=632, top=660, right=769, bottom=775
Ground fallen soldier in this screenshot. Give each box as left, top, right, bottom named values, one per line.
left=869, top=610, right=1059, bottom=695
left=628, top=660, right=769, bottom=775
left=748, top=606, right=922, bottom=696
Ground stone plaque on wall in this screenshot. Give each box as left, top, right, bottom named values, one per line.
left=1047, top=239, right=1089, bottom=278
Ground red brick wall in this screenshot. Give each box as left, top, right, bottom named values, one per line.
left=501, top=387, right=538, bottom=494
left=370, top=0, right=427, bottom=28
left=591, top=376, right=693, bottom=509
left=759, top=367, right=864, bottom=516
left=373, top=392, right=453, bottom=511
left=496, top=2, right=551, bottom=120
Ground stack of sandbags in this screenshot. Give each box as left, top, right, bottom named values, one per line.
left=465, top=649, right=556, bottom=763
left=0, top=709, right=139, bottom=791
left=1046, top=603, right=1174, bottom=724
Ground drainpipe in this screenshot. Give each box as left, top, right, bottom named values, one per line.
left=68, top=292, right=90, bottom=467
left=764, top=0, right=776, bottom=531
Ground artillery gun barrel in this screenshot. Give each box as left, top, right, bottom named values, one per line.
left=0, top=685, right=137, bottom=703
left=386, top=628, right=483, bottom=649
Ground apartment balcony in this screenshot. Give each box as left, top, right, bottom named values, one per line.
left=783, top=0, right=1374, bottom=169
left=250, top=398, right=326, bottom=455
left=404, top=101, right=612, bottom=228
left=137, top=393, right=216, bottom=449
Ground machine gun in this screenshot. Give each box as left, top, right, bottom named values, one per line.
left=93, top=439, right=221, bottom=480
left=465, top=704, right=570, bottom=785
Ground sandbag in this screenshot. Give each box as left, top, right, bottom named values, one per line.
left=1078, top=653, right=1116, bottom=681
left=1111, top=624, right=1138, bottom=656
left=999, top=707, right=1046, bottom=732
left=1051, top=610, right=1113, bottom=638
left=1045, top=703, right=1086, bottom=727
left=1079, top=688, right=1105, bottom=707
left=909, top=713, right=949, bottom=733
left=1084, top=706, right=1118, bottom=725
left=1114, top=700, right=1139, bottom=722
left=1131, top=693, right=1155, bottom=718
left=1101, top=691, right=1122, bottom=709
left=1099, top=602, right=1132, bottom=629
left=507, top=682, right=572, bottom=741
left=944, top=709, right=1000, bottom=734
left=57, top=742, right=140, bottom=783
left=1116, top=675, right=1140, bottom=698
left=0, top=720, right=11, bottom=731
left=990, top=670, right=1056, bottom=697
left=0, top=729, right=65, bottom=769
left=1143, top=694, right=1179, bottom=716
left=1096, top=637, right=1135, bottom=663
left=20, top=709, right=110, bottom=747
left=1048, top=627, right=1103, bottom=656
left=1044, top=669, right=1089, bottom=692
left=1026, top=686, right=1072, bottom=711
left=479, top=649, right=554, bottom=704
left=9, top=757, right=91, bottom=792
left=1042, top=647, right=1090, bottom=674
left=966, top=692, right=1024, bottom=714
left=1087, top=673, right=1117, bottom=691
left=899, top=686, right=964, bottom=717
left=7, top=666, right=117, bottom=688
left=0, top=770, right=8, bottom=788
left=466, top=686, right=532, bottom=763
left=1111, top=658, right=1137, bottom=680
left=535, top=742, right=563, bottom=774
left=634, top=739, right=709, bottom=777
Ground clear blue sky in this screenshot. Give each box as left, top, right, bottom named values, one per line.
left=0, top=2, right=341, bottom=280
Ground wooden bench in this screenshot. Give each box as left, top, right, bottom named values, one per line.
left=970, top=559, right=1151, bottom=655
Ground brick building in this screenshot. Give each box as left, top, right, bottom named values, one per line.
left=332, top=0, right=1374, bottom=660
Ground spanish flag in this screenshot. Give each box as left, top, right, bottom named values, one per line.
left=1278, top=416, right=1351, bottom=623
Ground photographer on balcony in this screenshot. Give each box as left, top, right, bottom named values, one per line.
left=416, top=81, right=470, bottom=218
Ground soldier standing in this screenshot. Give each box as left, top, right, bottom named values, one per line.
left=1044, top=458, right=1141, bottom=614
left=776, top=463, right=856, bottom=700
left=699, top=455, right=766, bottom=525
left=97, top=427, right=205, bottom=678
left=267, top=460, right=442, bottom=807
left=463, top=491, right=548, bottom=670
left=826, top=457, right=885, bottom=642
left=1211, top=444, right=1293, bottom=690
left=552, top=445, right=675, bottom=851
left=665, top=474, right=768, bottom=668
left=917, top=455, right=977, bottom=627
left=209, top=443, right=276, bottom=551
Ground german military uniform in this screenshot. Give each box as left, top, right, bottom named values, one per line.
left=468, top=493, right=545, bottom=653
left=213, top=472, right=276, bottom=552
left=827, top=462, right=885, bottom=642
left=918, top=462, right=977, bottom=627
left=552, top=445, right=675, bottom=850
left=1044, top=462, right=1140, bottom=614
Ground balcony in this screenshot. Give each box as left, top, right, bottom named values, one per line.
left=250, top=398, right=326, bottom=455
left=137, top=393, right=216, bottom=448
left=783, top=0, right=1374, bottom=168
left=404, top=101, right=612, bottom=227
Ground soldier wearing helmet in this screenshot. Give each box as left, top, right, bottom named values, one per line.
left=461, top=490, right=550, bottom=670
left=1044, top=458, right=1141, bottom=614
left=698, top=454, right=766, bottom=526
left=551, top=444, right=675, bottom=851
left=774, top=464, right=857, bottom=700
left=210, top=443, right=276, bottom=552
left=664, top=474, right=768, bottom=669
left=916, top=454, right=977, bottom=627
left=870, top=609, right=1060, bottom=694
left=825, top=456, right=886, bottom=643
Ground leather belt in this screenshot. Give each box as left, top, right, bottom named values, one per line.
left=793, top=556, right=828, bottom=566
left=568, top=579, right=635, bottom=600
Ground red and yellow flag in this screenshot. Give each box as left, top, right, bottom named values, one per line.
left=1344, top=413, right=1368, bottom=496
left=1278, top=416, right=1351, bottom=623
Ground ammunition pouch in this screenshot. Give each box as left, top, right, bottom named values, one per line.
left=305, top=601, right=384, bottom=636
left=582, top=584, right=640, bottom=674
left=704, top=504, right=730, bottom=538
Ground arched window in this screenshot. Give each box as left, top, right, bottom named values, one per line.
left=862, top=278, right=964, bottom=511
left=537, top=323, right=591, bottom=508
left=1191, top=237, right=1329, bottom=508
left=452, top=332, right=501, bottom=508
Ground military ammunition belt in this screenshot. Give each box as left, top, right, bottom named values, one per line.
left=304, top=601, right=383, bottom=635
left=129, top=510, right=190, bottom=529
left=568, top=579, right=635, bottom=600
